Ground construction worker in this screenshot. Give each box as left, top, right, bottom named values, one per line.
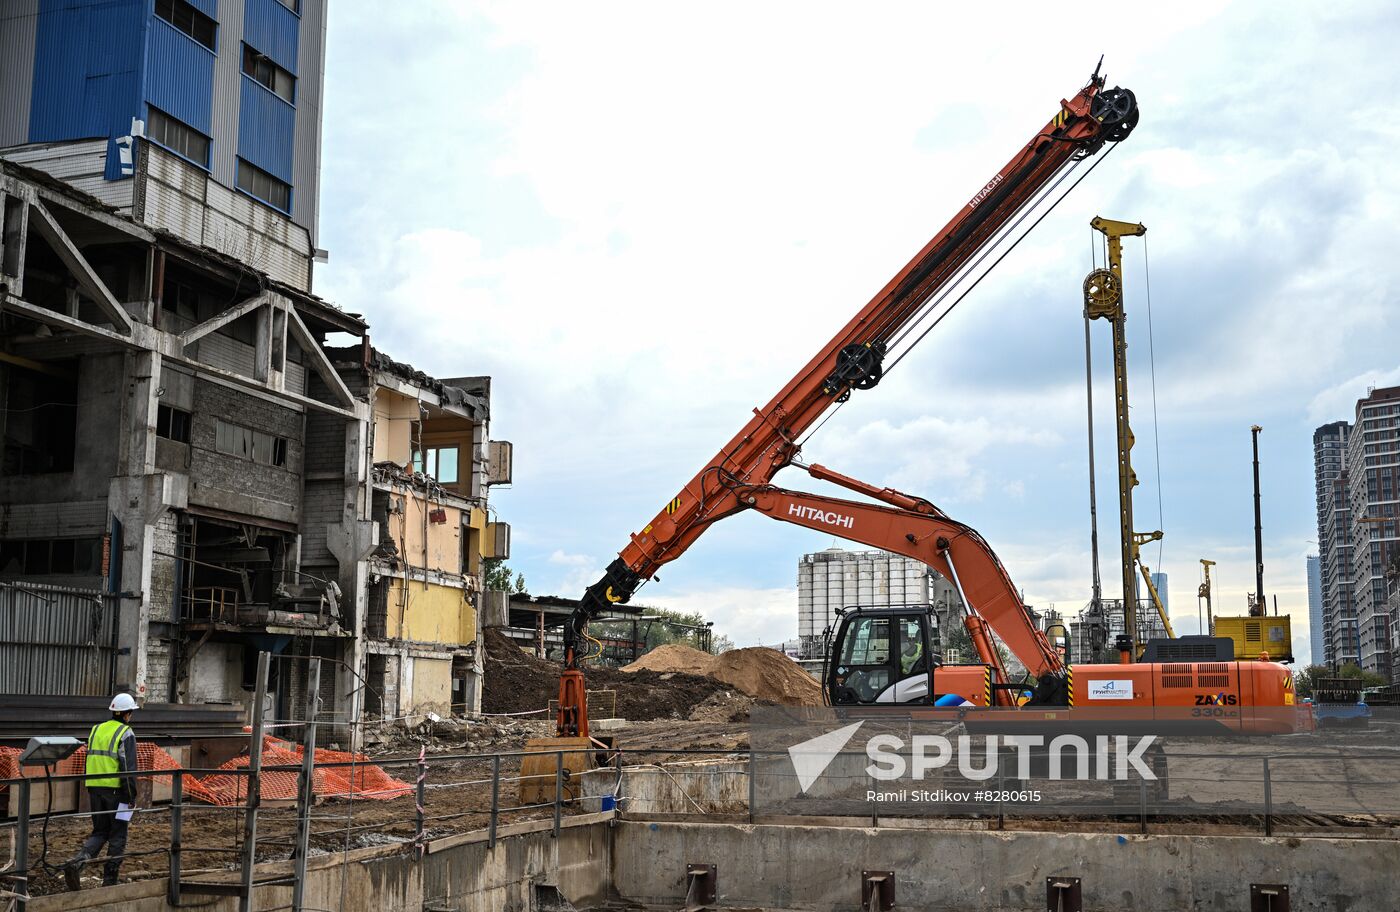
left=900, top=622, right=924, bottom=675
left=64, top=693, right=139, bottom=890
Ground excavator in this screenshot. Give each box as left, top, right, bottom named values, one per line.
left=532, top=63, right=1298, bottom=777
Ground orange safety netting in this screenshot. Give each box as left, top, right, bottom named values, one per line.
left=1, top=737, right=411, bottom=808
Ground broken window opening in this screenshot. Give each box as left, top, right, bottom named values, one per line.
left=0, top=537, right=102, bottom=577
left=241, top=43, right=296, bottom=104
left=157, top=403, right=192, bottom=443
left=154, top=0, right=217, bottom=50
left=215, top=418, right=289, bottom=468
left=1, top=363, right=78, bottom=475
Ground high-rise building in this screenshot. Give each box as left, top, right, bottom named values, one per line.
left=1, top=0, right=327, bottom=289
left=1306, top=554, right=1323, bottom=667
left=1149, top=571, right=1168, bottom=618
left=1314, top=420, right=1358, bottom=668
left=1347, top=387, right=1400, bottom=679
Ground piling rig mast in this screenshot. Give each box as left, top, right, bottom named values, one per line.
left=1083, top=217, right=1168, bottom=655
left=555, top=66, right=1140, bottom=737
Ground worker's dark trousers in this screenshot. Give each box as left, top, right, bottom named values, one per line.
left=80, top=787, right=129, bottom=880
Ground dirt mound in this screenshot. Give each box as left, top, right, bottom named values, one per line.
left=624, top=644, right=822, bottom=706
left=712, top=648, right=823, bottom=706
left=481, top=627, right=733, bottom=721
left=623, top=643, right=717, bottom=675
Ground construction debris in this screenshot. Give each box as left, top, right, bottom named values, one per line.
left=623, top=644, right=823, bottom=706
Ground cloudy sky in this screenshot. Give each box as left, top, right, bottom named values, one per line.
left=315, top=3, right=1400, bottom=663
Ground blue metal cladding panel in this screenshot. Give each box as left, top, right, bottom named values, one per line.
left=144, top=18, right=216, bottom=135
left=238, top=77, right=295, bottom=183
left=243, top=0, right=299, bottom=72
left=186, top=0, right=219, bottom=16
left=28, top=0, right=145, bottom=142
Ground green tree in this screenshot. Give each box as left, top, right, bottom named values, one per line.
left=483, top=559, right=526, bottom=593
left=1296, top=662, right=1387, bottom=698
left=590, top=606, right=721, bottom=662
left=1335, top=661, right=1388, bottom=689
left=1293, top=664, right=1327, bottom=699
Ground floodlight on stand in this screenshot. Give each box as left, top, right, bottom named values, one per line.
left=19, top=736, right=83, bottom=767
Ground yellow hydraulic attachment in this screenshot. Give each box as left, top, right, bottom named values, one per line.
left=1136, top=534, right=1174, bottom=640
left=1198, top=558, right=1216, bottom=634
left=1084, top=216, right=1163, bottom=654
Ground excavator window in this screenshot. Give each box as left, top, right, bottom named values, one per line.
left=832, top=616, right=893, bottom=703
left=829, top=613, right=937, bottom=704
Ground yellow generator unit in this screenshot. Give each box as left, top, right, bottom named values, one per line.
left=1215, top=616, right=1293, bottom=662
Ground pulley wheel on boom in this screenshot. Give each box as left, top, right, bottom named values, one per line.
left=823, top=342, right=886, bottom=399
left=1089, top=87, right=1139, bottom=143
left=1082, top=269, right=1121, bottom=314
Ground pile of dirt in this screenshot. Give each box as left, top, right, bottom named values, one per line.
left=624, top=643, right=718, bottom=675
left=623, top=644, right=823, bottom=706
left=481, top=627, right=734, bottom=721
left=712, top=647, right=824, bottom=705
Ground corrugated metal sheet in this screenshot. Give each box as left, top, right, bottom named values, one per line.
left=204, top=174, right=311, bottom=283
left=0, top=139, right=136, bottom=210
left=144, top=17, right=216, bottom=135
left=0, top=0, right=39, bottom=147
left=291, top=0, right=324, bottom=239
left=186, top=0, right=218, bottom=17
left=0, top=500, right=106, bottom=539
left=198, top=330, right=256, bottom=377
left=286, top=359, right=306, bottom=395
left=243, top=0, right=299, bottom=72
left=143, top=168, right=206, bottom=239
left=237, top=76, right=295, bottom=182
left=139, top=144, right=311, bottom=290
left=0, top=582, right=117, bottom=696
left=28, top=0, right=144, bottom=143
left=208, top=0, right=246, bottom=190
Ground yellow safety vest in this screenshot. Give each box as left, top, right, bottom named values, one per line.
left=85, top=719, right=131, bottom=788
left=901, top=643, right=923, bottom=674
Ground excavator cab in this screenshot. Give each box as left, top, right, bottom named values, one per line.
left=826, top=607, right=940, bottom=705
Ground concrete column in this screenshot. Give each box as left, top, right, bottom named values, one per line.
left=327, top=403, right=375, bottom=748
left=110, top=351, right=186, bottom=698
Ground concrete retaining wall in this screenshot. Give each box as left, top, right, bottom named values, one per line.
left=27, top=811, right=1400, bottom=911
left=613, top=819, right=1400, bottom=911
left=28, top=813, right=613, bottom=912
left=579, top=758, right=749, bottom=815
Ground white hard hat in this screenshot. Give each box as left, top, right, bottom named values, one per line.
left=109, top=693, right=139, bottom=712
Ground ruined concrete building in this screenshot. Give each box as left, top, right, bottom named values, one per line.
left=0, top=0, right=510, bottom=734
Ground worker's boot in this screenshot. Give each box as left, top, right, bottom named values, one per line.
left=62, top=850, right=90, bottom=891
left=101, top=866, right=120, bottom=887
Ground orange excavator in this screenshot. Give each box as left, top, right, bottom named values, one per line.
left=550, top=63, right=1297, bottom=747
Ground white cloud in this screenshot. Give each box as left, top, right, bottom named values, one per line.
left=1308, top=367, right=1400, bottom=423
left=658, top=587, right=798, bottom=648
